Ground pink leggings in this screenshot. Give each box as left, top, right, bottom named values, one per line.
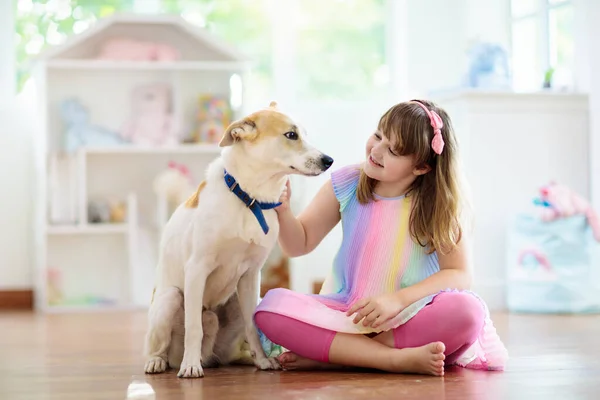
left=255, top=292, right=485, bottom=364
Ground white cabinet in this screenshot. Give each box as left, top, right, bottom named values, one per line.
left=431, top=90, right=589, bottom=310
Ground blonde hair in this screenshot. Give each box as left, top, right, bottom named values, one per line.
left=357, top=100, right=468, bottom=255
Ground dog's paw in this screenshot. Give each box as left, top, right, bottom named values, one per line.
left=254, top=356, right=281, bottom=371
left=144, top=357, right=167, bottom=374
left=177, top=362, right=204, bottom=378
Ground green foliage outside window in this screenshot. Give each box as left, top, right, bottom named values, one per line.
left=15, top=0, right=387, bottom=101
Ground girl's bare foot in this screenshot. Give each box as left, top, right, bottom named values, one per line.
left=389, top=342, right=446, bottom=376
left=278, top=342, right=445, bottom=376
left=277, top=352, right=342, bottom=371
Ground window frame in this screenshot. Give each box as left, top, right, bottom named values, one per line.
left=509, top=0, right=573, bottom=90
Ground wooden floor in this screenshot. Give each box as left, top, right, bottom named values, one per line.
left=1, top=311, right=599, bottom=400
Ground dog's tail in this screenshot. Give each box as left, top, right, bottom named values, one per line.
left=184, top=181, right=206, bottom=208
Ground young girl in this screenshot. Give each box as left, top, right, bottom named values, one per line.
left=254, top=100, right=508, bottom=376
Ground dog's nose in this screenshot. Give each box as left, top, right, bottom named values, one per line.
left=320, top=155, right=334, bottom=170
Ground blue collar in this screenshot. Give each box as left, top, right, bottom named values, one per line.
left=223, top=169, right=282, bottom=235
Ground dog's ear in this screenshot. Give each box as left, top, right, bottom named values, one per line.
left=219, top=118, right=257, bottom=147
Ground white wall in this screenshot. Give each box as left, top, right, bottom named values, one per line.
left=0, top=2, right=34, bottom=290
left=0, top=97, right=34, bottom=289
left=575, top=0, right=600, bottom=214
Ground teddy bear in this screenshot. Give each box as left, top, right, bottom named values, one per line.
left=97, top=38, right=180, bottom=61
left=120, top=83, right=181, bottom=146
left=60, top=98, right=126, bottom=153
left=535, top=181, right=600, bottom=242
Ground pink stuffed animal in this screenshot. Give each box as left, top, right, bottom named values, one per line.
left=538, top=181, right=600, bottom=241
left=153, top=161, right=195, bottom=206
left=120, top=83, right=180, bottom=146
left=97, top=38, right=180, bottom=61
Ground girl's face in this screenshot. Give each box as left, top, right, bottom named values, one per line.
left=364, top=131, right=428, bottom=185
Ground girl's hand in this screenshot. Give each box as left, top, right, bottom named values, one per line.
left=346, top=292, right=406, bottom=329
left=275, top=179, right=291, bottom=214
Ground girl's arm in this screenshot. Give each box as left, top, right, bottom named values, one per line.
left=395, top=235, right=473, bottom=307
left=276, top=179, right=341, bottom=257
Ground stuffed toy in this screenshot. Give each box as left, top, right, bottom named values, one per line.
left=153, top=161, right=195, bottom=207
left=88, top=198, right=127, bottom=224
left=194, top=95, right=232, bottom=143
left=535, top=181, right=600, bottom=241
left=120, top=83, right=181, bottom=146
left=88, top=199, right=111, bottom=223
left=109, top=201, right=127, bottom=223
left=60, top=98, right=126, bottom=153
left=47, top=268, right=63, bottom=306
left=97, top=38, right=180, bottom=61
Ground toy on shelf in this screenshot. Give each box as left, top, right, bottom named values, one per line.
left=120, top=82, right=181, bottom=147
left=47, top=267, right=63, bottom=306
left=153, top=161, right=195, bottom=207
left=533, top=181, right=600, bottom=241
left=60, top=98, right=126, bottom=153
left=97, top=38, right=180, bottom=61
left=465, top=41, right=510, bottom=89
left=88, top=198, right=127, bottom=224
left=191, top=95, right=233, bottom=144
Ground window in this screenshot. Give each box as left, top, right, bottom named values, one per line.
left=510, top=0, right=574, bottom=91
left=15, top=0, right=274, bottom=97
left=15, top=0, right=389, bottom=102
left=295, top=0, right=387, bottom=101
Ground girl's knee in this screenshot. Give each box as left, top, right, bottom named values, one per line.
left=254, top=311, right=273, bottom=333
left=437, top=292, right=485, bottom=335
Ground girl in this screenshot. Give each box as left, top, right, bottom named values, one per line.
left=254, top=100, right=508, bottom=376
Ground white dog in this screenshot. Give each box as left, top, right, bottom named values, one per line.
left=143, top=101, right=334, bottom=378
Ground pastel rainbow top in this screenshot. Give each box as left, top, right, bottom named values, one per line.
left=317, top=164, right=440, bottom=310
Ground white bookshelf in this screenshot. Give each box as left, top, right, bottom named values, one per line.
left=31, top=14, right=249, bottom=313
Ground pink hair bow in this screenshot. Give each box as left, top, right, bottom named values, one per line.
left=412, top=101, right=445, bottom=155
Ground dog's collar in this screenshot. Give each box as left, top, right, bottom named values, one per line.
left=223, top=169, right=282, bottom=235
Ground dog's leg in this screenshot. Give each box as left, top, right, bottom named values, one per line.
left=200, top=310, right=220, bottom=368
left=178, top=261, right=210, bottom=378
left=144, top=287, right=182, bottom=374
left=237, top=268, right=281, bottom=371
left=167, top=305, right=184, bottom=370
left=167, top=309, right=221, bottom=370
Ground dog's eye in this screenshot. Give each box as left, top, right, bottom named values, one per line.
left=284, top=131, right=298, bottom=140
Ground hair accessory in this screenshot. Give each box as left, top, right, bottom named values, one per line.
left=411, top=101, right=444, bottom=155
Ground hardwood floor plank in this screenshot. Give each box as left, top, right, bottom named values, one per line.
left=0, top=311, right=598, bottom=399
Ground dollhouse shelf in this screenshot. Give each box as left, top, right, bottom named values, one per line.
left=83, top=144, right=221, bottom=155
left=47, top=223, right=128, bottom=235
left=47, top=59, right=248, bottom=71
left=33, top=14, right=248, bottom=313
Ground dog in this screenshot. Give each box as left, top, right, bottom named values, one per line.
left=143, top=101, right=334, bottom=378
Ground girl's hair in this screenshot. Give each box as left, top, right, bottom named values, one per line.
left=356, top=99, right=468, bottom=255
